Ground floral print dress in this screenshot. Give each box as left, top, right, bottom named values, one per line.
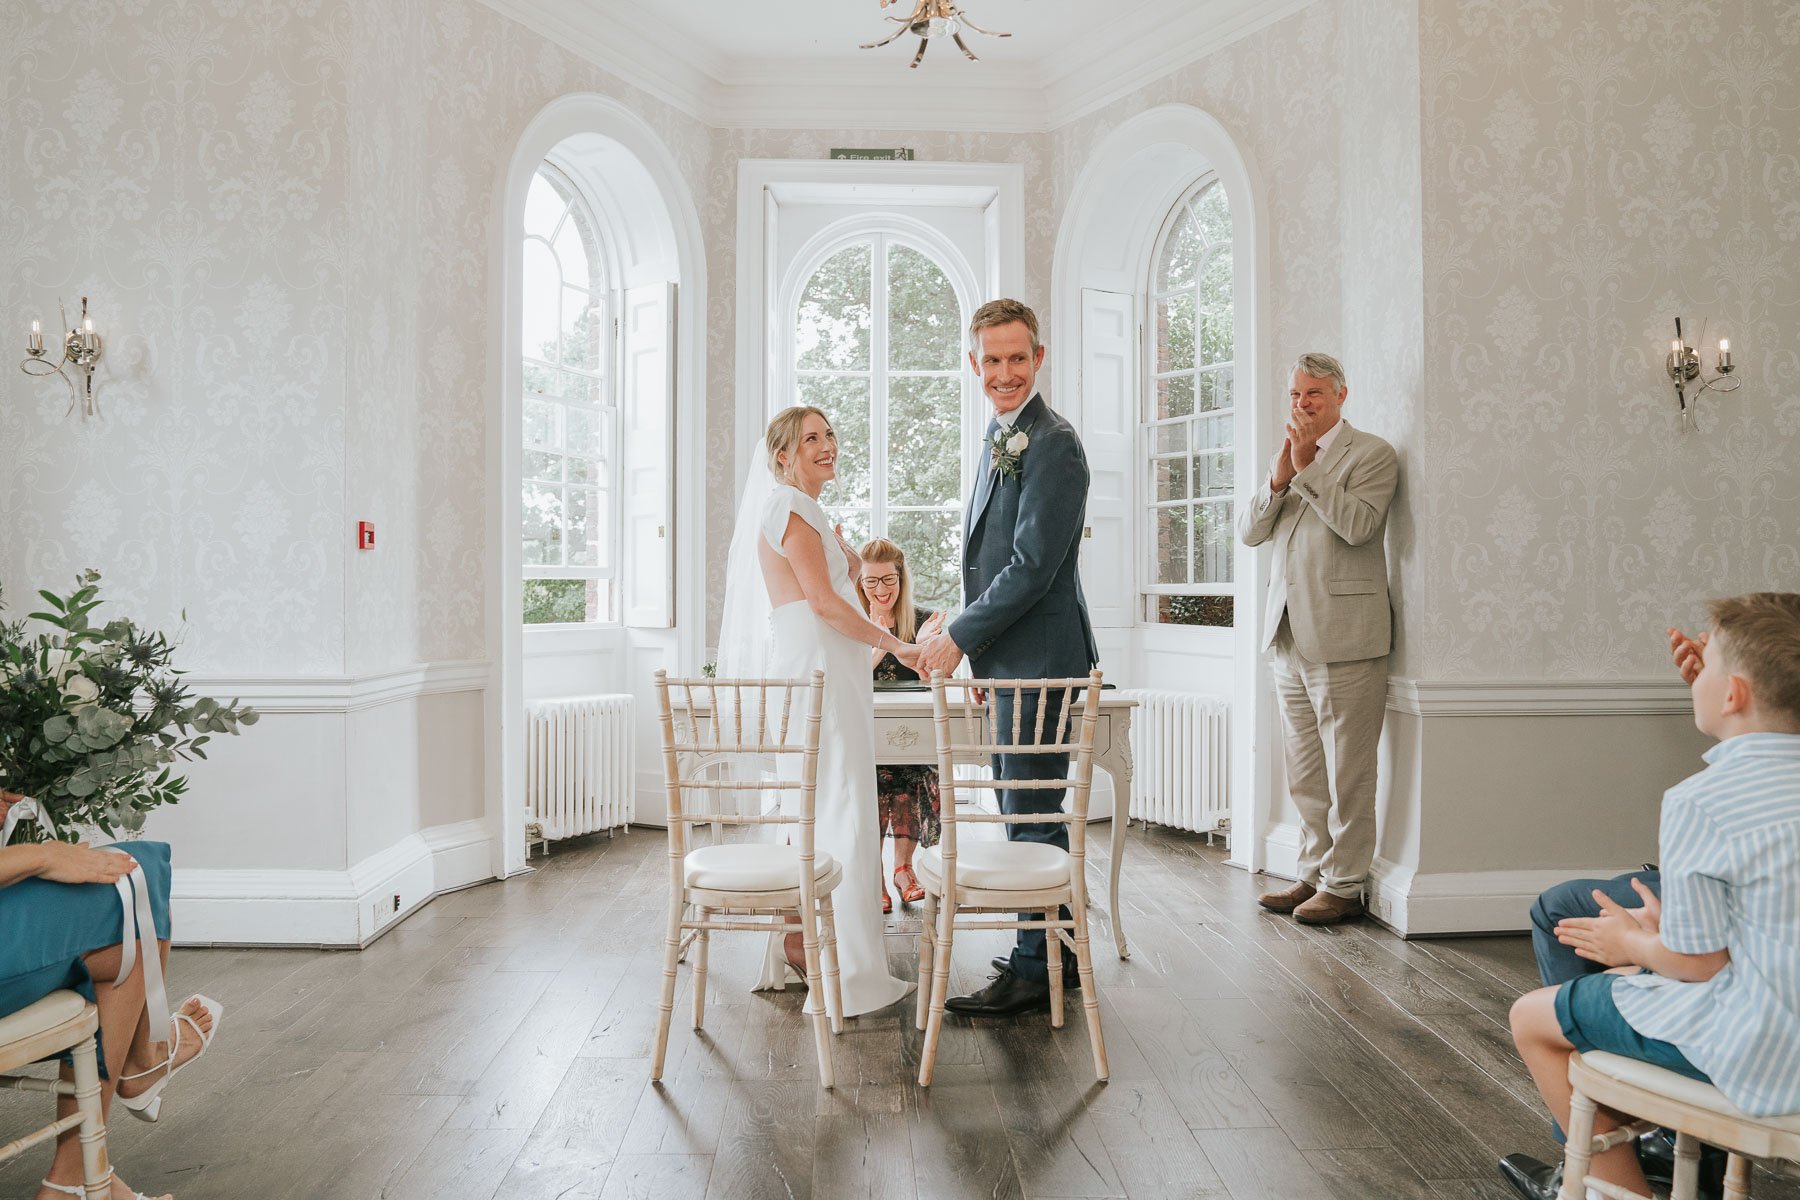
left=872, top=604, right=941, bottom=847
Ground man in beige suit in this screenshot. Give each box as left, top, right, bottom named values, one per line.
left=1238, top=353, right=1398, bottom=925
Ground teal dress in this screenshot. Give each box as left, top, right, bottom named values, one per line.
left=0, top=840, right=173, bottom=1062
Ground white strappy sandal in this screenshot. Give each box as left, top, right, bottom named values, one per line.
left=115, top=994, right=223, bottom=1123
left=38, top=1170, right=154, bottom=1198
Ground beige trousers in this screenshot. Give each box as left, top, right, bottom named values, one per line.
left=1271, top=616, right=1388, bottom=899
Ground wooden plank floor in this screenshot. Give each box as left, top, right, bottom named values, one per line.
left=5, top=825, right=1796, bottom=1199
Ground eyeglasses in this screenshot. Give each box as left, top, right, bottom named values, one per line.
left=862, top=574, right=900, bottom=589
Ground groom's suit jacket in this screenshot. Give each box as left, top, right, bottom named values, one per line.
left=949, top=393, right=1099, bottom=679
left=1236, top=418, right=1398, bottom=664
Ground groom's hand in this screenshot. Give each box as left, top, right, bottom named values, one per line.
left=916, top=631, right=964, bottom=677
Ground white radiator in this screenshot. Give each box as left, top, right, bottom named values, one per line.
left=524, top=693, right=635, bottom=842
left=1127, top=690, right=1230, bottom=834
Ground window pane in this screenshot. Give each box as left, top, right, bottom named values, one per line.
left=827, top=507, right=872, bottom=555
left=567, top=487, right=605, bottom=568
left=887, top=375, right=961, bottom=506
left=522, top=483, right=563, bottom=566
left=565, top=405, right=603, bottom=457
left=523, top=398, right=556, bottom=447
left=522, top=239, right=560, bottom=362
left=887, top=508, right=961, bottom=611
left=798, top=375, right=872, bottom=509
left=1193, top=450, right=1233, bottom=497
left=1152, top=454, right=1189, bottom=504
left=1154, top=505, right=1190, bottom=586
left=1198, top=248, right=1234, bottom=366
left=1191, top=180, right=1233, bottom=244
left=1154, top=373, right=1194, bottom=421
left=887, top=244, right=959, bottom=370
left=524, top=172, right=567, bottom=239
left=1157, top=211, right=1203, bottom=292
left=1198, top=368, right=1233, bottom=414
left=523, top=578, right=587, bottom=625
left=1157, top=292, right=1196, bottom=373
left=567, top=454, right=601, bottom=487
left=552, top=207, right=593, bottom=293
left=523, top=449, right=561, bottom=483
left=1154, top=422, right=1188, bottom=456
left=796, top=243, right=872, bottom=371
left=561, top=289, right=600, bottom=372
left=1153, top=595, right=1234, bottom=627
left=1193, top=413, right=1233, bottom=450
left=1196, top=500, right=1233, bottom=583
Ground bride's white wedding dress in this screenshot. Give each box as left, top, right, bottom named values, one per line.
left=747, top=484, right=912, bottom=1017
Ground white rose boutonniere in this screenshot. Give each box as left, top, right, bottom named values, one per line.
left=987, top=424, right=1032, bottom=479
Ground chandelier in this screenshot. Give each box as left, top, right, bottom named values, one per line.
left=863, top=0, right=1012, bottom=68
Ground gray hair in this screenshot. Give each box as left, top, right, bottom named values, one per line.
left=1290, top=352, right=1347, bottom=394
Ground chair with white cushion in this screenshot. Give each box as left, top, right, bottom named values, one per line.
left=914, top=671, right=1107, bottom=1086
left=0, top=991, right=111, bottom=1199
left=651, top=670, right=844, bottom=1087
left=1561, top=1049, right=1800, bottom=1199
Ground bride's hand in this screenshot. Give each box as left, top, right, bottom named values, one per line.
left=894, top=642, right=922, bottom=671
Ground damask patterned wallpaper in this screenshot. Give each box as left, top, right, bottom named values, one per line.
left=1414, top=0, right=1800, bottom=680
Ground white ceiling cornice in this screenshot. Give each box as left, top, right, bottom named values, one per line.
left=479, top=0, right=1320, bottom=135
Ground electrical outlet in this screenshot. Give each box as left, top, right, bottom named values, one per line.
left=392, top=892, right=402, bottom=912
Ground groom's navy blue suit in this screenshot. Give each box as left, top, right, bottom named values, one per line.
left=948, top=392, right=1099, bottom=983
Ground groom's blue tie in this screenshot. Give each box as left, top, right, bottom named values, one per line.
left=968, top=416, right=1002, bottom=535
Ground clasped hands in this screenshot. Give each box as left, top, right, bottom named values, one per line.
left=1556, top=877, right=1660, bottom=970
left=1269, top=400, right=1329, bottom=493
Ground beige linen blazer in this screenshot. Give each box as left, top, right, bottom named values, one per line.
left=1236, top=419, right=1399, bottom=663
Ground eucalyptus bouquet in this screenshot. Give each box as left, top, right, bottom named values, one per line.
left=0, top=570, right=258, bottom=843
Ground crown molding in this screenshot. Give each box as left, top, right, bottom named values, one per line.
left=479, top=0, right=1325, bottom=135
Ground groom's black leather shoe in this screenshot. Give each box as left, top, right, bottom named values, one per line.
left=1496, top=1153, right=1561, bottom=1200
left=944, top=968, right=1051, bottom=1016
left=991, top=956, right=1081, bottom=988
left=1635, top=1128, right=1727, bottom=1200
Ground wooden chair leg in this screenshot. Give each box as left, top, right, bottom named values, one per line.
left=801, top=901, right=835, bottom=1089
left=1723, top=1153, right=1752, bottom=1200
left=915, top=892, right=937, bottom=1032
left=1069, top=891, right=1106, bottom=1080
left=691, top=906, right=710, bottom=1030
left=651, top=890, right=684, bottom=1080
left=819, top=895, right=844, bottom=1034
left=70, top=1033, right=109, bottom=1200
left=1559, top=1090, right=1598, bottom=1200
left=918, top=894, right=956, bottom=1087
left=1046, top=916, right=1064, bottom=1030
left=1672, top=1131, right=1701, bottom=1200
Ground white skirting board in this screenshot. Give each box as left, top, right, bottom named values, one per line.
left=1366, top=859, right=1646, bottom=938
left=170, top=819, right=495, bottom=947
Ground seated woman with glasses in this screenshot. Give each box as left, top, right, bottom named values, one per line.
left=856, top=538, right=946, bottom=915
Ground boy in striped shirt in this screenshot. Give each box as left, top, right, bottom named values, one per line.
left=1503, top=592, right=1800, bottom=1200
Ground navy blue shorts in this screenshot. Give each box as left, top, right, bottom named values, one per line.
left=1555, top=973, right=1710, bottom=1083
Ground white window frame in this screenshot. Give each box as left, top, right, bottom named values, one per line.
left=1139, top=172, right=1238, bottom=628
left=519, top=159, right=623, bottom=628
left=784, top=229, right=969, bottom=582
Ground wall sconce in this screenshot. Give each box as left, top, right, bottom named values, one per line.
left=21, top=296, right=105, bottom=419
left=1665, top=316, right=1737, bottom=431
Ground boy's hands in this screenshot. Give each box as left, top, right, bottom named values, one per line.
left=1556, top=878, right=1660, bottom=968
left=1668, top=627, right=1707, bottom=685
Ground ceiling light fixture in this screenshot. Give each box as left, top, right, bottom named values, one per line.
left=864, top=0, right=1011, bottom=68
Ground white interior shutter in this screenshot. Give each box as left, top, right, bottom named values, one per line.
left=1078, top=287, right=1136, bottom=630
left=621, top=282, right=675, bottom=628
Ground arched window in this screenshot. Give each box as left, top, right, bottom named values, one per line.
left=792, top=236, right=966, bottom=608
left=1144, top=176, right=1235, bottom=626
left=520, top=162, right=616, bottom=625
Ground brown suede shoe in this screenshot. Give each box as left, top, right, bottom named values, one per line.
left=1256, top=880, right=1316, bottom=913
left=1293, top=891, right=1365, bottom=925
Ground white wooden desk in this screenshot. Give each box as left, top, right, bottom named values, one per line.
left=872, top=690, right=1138, bottom=959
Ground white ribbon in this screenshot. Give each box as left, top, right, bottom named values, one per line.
left=2, top=795, right=171, bottom=1042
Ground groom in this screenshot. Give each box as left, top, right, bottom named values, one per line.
left=916, top=298, right=1099, bottom=1017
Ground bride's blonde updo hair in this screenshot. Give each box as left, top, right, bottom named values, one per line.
left=765, top=405, right=830, bottom=482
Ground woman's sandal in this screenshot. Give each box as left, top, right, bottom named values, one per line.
left=39, top=1171, right=153, bottom=1199
left=893, top=865, right=925, bottom=904
left=882, top=882, right=892, bottom=914
left=116, top=994, right=223, bottom=1123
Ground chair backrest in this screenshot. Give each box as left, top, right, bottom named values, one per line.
left=927, top=671, right=1104, bottom=881
left=653, top=670, right=825, bottom=860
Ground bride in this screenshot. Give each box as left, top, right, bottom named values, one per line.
left=716, top=405, right=915, bottom=1017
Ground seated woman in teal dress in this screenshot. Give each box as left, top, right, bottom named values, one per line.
left=1, top=792, right=220, bottom=1200
left=857, top=538, right=946, bottom=914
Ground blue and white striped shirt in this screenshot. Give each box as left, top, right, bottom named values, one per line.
left=1614, top=733, right=1800, bottom=1117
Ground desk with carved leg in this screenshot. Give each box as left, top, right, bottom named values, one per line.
left=873, top=691, right=1138, bottom=959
